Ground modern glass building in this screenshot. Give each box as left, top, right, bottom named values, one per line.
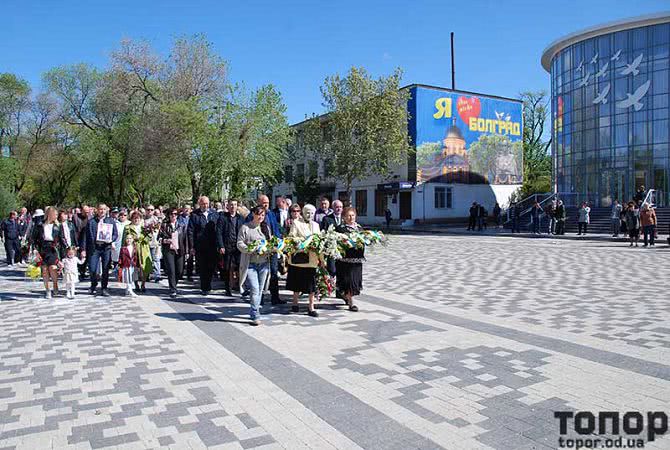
left=542, top=13, right=670, bottom=207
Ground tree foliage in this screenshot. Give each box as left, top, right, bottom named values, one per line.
left=517, top=90, right=552, bottom=198
left=303, top=67, right=412, bottom=201
left=0, top=35, right=290, bottom=208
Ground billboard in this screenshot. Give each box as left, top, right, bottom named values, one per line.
left=413, top=86, right=523, bottom=185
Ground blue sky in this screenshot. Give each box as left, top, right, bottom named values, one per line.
left=2, top=0, right=668, bottom=123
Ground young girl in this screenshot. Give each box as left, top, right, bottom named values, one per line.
left=60, top=246, right=85, bottom=299
left=118, top=234, right=139, bottom=297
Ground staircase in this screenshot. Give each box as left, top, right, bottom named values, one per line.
left=562, top=207, right=670, bottom=235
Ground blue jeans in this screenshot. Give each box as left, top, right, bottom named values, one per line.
left=246, top=262, right=270, bottom=320
left=89, top=246, right=112, bottom=289
left=150, top=246, right=161, bottom=281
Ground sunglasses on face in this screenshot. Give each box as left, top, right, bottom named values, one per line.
left=171, top=212, right=178, bottom=216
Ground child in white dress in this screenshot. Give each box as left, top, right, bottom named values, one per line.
left=60, top=247, right=85, bottom=299
left=118, top=235, right=139, bottom=297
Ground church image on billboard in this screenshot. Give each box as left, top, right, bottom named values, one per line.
left=410, top=86, right=523, bottom=185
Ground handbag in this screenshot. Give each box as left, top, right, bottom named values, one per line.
left=292, top=251, right=309, bottom=264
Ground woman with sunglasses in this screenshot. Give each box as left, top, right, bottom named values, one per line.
left=158, top=207, right=188, bottom=298
left=286, top=203, right=321, bottom=317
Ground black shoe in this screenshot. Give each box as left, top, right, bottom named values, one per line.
left=224, top=290, right=232, bottom=297
left=291, top=305, right=299, bottom=313
left=187, top=277, right=193, bottom=282
left=170, top=291, right=178, bottom=299
left=101, top=289, right=111, bottom=297
left=308, top=310, right=319, bottom=318
left=141, top=286, right=147, bottom=293
left=349, top=305, right=359, bottom=312
left=201, top=290, right=210, bottom=296
left=88, top=287, right=96, bottom=295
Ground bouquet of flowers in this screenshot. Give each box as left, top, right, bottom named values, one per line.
left=246, top=238, right=270, bottom=255
left=316, top=263, right=334, bottom=298
left=338, top=229, right=387, bottom=252
left=26, top=252, right=42, bottom=280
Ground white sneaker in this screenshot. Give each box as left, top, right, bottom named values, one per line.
left=130, top=290, right=138, bottom=298
left=45, top=290, right=51, bottom=299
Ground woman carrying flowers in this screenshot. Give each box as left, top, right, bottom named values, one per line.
left=237, top=206, right=272, bottom=326
left=286, top=203, right=322, bottom=317
left=335, top=207, right=365, bottom=312
left=122, top=210, right=152, bottom=293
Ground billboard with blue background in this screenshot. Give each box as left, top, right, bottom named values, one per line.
left=410, top=86, right=523, bottom=185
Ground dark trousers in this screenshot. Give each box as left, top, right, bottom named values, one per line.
left=511, top=218, right=520, bottom=233
left=532, top=218, right=540, bottom=233
left=163, top=248, right=184, bottom=293
left=269, top=253, right=280, bottom=302
left=79, top=253, right=89, bottom=278
left=89, top=246, right=112, bottom=290
left=578, top=222, right=588, bottom=234
left=467, top=216, right=476, bottom=230
left=556, top=220, right=565, bottom=235
left=185, top=253, right=194, bottom=279
left=196, top=251, right=217, bottom=292
left=643, top=225, right=656, bottom=246
left=4, top=238, right=20, bottom=264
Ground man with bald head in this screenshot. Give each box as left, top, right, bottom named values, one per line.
left=245, top=193, right=283, bottom=304
left=187, top=196, right=219, bottom=295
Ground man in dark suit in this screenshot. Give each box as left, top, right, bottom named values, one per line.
left=188, top=196, right=219, bottom=295
left=320, top=199, right=345, bottom=299
left=468, top=202, right=478, bottom=231
left=216, top=199, right=243, bottom=297
left=80, top=204, right=118, bottom=296
left=0, top=211, right=21, bottom=266
left=246, top=194, right=283, bottom=304
left=73, top=205, right=90, bottom=279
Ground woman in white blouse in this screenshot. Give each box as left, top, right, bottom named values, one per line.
left=286, top=203, right=322, bottom=317
left=32, top=206, right=62, bottom=298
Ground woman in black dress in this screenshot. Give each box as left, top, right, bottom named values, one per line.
left=33, top=206, right=62, bottom=298
left=335, top=207, right=364, bottom=312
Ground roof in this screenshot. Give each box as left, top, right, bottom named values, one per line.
left=290, top=83, right=521, bottom=128
left=541, top=12, right=670, bottom=72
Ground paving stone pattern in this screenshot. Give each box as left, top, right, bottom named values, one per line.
left=1, top=235, right=669, bottom=449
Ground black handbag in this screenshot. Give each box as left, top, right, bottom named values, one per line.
left=292, top=251, right=309, bottom=264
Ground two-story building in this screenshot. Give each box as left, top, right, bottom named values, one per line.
left=273, top=84, right=524, bottom=225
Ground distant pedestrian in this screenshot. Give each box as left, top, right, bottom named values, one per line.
left=530, top=202, right=542, bottom=234
left=577, top=202, right=590, bottom=235
left=611, top=200, right=622, bottom=237
left=510, top=203, right=521, bottom=233
left=468, top=202, right=478, bottom=231
left=545, top=200, right=557, bottom=234
left=1, top=211, right=21, bottom=266
left=624, top=202, right=640, bottom=247
left=384, top=208, right=392, bottom=228
left=640, top=204, right=657, bottom=247
left=493, top=203, right=502, bottom=228
left=555, top=200, right=566, bottom=235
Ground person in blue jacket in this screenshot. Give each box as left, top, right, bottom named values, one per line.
left=80, top=204, right=118, bottom=297
left=246, top=194, right=284, bottom=304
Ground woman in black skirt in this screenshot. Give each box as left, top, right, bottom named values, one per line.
left=287, top=203, right=321, bottom=317
left=32, top=206, right=62, bottom=299
left=335, top=207, right=364, bottom=312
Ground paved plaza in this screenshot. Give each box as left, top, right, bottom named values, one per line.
left=0, top=235, right=669, bottom=450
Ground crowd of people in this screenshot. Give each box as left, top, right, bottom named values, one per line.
left=0, top=195, right=366, bottom=326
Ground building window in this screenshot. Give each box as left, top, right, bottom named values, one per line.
left=434, top=187, right=452, bottom=209
left=307, top=160, right=319, bottom=179
left=284, top=165, right=293, bottom=183
left=374, top=190, right=388, bottom=216
left=296, top=163, right=305, bottom=178
left=355, top=190, right=367, bottom=216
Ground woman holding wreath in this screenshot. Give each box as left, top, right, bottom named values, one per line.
left=335, top=207, right=364, bottom=312
left=286, top=203, right=321, bottom=317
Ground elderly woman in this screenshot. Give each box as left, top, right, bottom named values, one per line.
left=237, top=206, right=272, bottom=326
left=33, top=206, right=62, bottom=298
left=123, top=210, right=152, bottom=292
left=287, top=203, right=321, bottom=317
left=335, top=207, right=365, bottom=312
left=158, top=207, right=188, bottom=298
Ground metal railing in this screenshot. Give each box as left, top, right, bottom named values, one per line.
left=642, top=189, right=657, bottom=208
left=503, top=192, right=555, bottom=224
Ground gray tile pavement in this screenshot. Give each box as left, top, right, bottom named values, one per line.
left=0, top=235, right=669, bottom=449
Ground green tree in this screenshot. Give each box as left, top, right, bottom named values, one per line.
left=519, top=90, right=552, bottom=197
left=304, top=67, right=412, bottom=203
